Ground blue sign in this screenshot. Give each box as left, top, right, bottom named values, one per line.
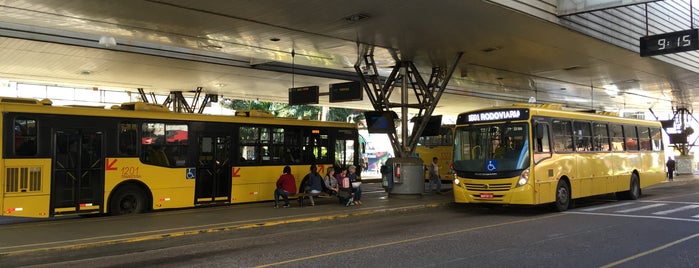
left=486, top=160, right=497, bottom=171
left=186, top=168, right=196, bottom=179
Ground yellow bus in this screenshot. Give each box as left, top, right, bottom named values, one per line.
left=451, top=104, right=665, bottom=211
left=415, top=125, right=453, bottom=181
left=1, top=98, right=361, bottom=218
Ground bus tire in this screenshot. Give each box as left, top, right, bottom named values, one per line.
left=110, top=185, right=146, bottom=215
left=554, top=180, right=571, bottom=212
left=618, top=174, right=641, bottom=200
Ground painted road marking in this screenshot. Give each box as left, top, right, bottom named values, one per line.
left=652, top=205, right=699, bottom=215
left=580, top=202, right=633, bottom=212
left=601, top=232, right=699, bottom=268
left=255, top=214, right=564, bottom=268
left=615, top=203, right=666, bottom=213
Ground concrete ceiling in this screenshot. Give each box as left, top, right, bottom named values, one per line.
left=0, top=0, right=696, bottom=116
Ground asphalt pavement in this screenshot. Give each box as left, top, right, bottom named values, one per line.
left=0, top=173, right=696, bottom=256
left=0, top=181, right=452, bottom=256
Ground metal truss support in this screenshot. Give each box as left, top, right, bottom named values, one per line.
left=355, top=46, right=462, bottom=157
left=650, top=106, right=699, bottom=155
left=138, top=88, right=149, bottom=103
left=196, top=93, right=219, bottom=114
left=163, top=91, right=193, bottom=113
left=137, top=88, right=157, bottom=103
left=141, top=87, right=217, bottom=114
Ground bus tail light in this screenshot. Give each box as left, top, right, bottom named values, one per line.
left=517, top=168, right=530, bottom=187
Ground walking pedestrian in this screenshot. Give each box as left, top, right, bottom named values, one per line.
left=428, top=157, right=443, bottom=194
left=666, top=157, right=676, bottom=181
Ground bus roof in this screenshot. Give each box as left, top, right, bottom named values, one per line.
left=456, top=103, right=660, bottom=127
left=0, top=98, right=356, bottom=129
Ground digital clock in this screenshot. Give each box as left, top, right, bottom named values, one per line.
left=639, top=29, right=699, bottom=57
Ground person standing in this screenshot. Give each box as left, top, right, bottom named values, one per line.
left=428, top=157, right=443, bottom=194
left=666, top=157, right=676, bottom=182
left=274, top=166, right=297, bottom=208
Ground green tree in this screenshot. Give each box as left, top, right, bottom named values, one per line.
left=221, top=98, right=365, bottom=123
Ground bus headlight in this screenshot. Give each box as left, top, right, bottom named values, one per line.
left=454, top=178, right=460, bottom=185
left=517, top=169, right=530, bottom=187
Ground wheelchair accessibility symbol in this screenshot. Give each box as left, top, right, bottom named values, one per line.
left=486, top=160, right=497, bottom=172
left=186, top=168, right=196, bottom=179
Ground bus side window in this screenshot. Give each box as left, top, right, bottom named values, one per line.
left=624, top=125, right=639, bottom=151
left=639, top=127, right=652, bottom=151
left=534, top=123, right=551, bottom=163
left=592, top=122, right=610, bottom=151
left=610, top=124, right=625, bottom=151
left=552, top=120, right=573, bottom=152
left=14, top=118, right=37, bottom=156
left=650, top=128, right=662, bottom=151
left=573, top=121, right=592, bottom=152
left=118, top=122, right=138, bottom=156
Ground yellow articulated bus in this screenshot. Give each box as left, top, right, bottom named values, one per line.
left=415, top=125, right=454, bottom=181
left=451, top=104, right=665, bottom=211
left=1, top=98, right=361, bottom=218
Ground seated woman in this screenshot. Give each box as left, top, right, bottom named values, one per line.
left=347, top=165, right=362, bottom=205
left=323, top=167, right=338, bottom=196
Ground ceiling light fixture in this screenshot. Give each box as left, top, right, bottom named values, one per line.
left=344, top=13, right=370, bottom=23
left=481, top=47, right=501, bottom=53
left=98, top=36, right=117, bottom=48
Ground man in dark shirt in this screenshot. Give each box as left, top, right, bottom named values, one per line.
left=666, top=157, right=676, bottom=181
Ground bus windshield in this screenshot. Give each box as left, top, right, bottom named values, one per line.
left=453, top=122, right=530, bottom=176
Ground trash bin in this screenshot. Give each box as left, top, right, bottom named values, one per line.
left=381, top=164, right=393, bottom=192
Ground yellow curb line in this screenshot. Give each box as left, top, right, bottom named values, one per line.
left=0, top=202, right=449, bottom=256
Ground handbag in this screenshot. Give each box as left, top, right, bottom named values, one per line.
left=337, top=189, right=351, bottom=199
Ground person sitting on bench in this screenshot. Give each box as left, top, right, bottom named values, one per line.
left=304, top=164, right=323, bottom=206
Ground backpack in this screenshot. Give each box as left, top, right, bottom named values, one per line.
left=300, top=174, right=311, bottom=193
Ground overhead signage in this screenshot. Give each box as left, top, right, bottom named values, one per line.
left=365, top=111, right=397, bottom=133
left=457, top=109, right=529, bottom=124
left=329, top=81, right=362, bottom=102
left=288, top=86, right=319, bottom=105
left=639, top=29, right=699, bottom=57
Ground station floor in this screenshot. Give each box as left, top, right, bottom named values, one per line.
left=1, top=174, right=695, bottom=256
left=0, top=182, right=453, bottom=256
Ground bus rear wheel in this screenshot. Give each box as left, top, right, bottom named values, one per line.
left=617, top=174, right=641, bottom=200
left=554, top=180, right=571, bottom=212
left=110, top=185, right=146, bottom=215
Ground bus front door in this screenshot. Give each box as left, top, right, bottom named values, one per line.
left=52, top=129, right=104, bottom=216
left=195, top=135, right=232, bottom=204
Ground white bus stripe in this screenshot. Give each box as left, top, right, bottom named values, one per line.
left=580, top=202, right=633, bottom=212
left=652, top=205, right=699, bottom=215
left=615, top=203, right=667, bottom=213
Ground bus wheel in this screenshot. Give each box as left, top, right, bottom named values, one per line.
left=618, top=174, right=641, bottom=200
left=554, top=180, right=570, bottom=212
left=110, top=185, right=146, bottom=215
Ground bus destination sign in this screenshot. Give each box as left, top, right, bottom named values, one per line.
left=457, top=108, right=529, bottom=124
left=639, top=29, right=699, bottom=57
